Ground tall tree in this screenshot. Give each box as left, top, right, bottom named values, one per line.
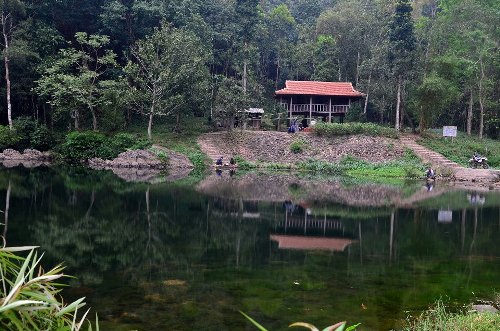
left=0, top=0, right=25, bottom=130
left=35, top=33, right=118, bottom=131
left=388, top=0, right=416, bottom=131
left=126, top=23, right=208, bottom=139
left=213, top=75, right=248, bottom=131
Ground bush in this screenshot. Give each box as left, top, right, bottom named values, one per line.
left=290, top=138, right=306, bottom=153
left=109, top=133, right=149, bottom=152
left=314, top=122, right=399, bottom=139
left=0, top=126, right=20, bottom=150
left=60, top=131, right=152, bottom=163
left=8, top=117, right=55, bottom=151
left=30, top=124, right=55, bottom=151
left=60, top=131, right=108, bottom=163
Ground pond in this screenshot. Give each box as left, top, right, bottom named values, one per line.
left=2, top=166, right=499, bottom=331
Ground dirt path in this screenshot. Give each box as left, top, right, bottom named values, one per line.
left=400, top=135, right=500, bottom=185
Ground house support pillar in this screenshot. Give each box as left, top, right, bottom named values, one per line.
left=309, top=96, right=312, bottom=124
left=289, top=97, right=293, bottom=125
left=329, top=98, right=332, bottom=123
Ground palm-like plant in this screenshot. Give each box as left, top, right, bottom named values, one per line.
left=0, top=245, right=98, bottom=330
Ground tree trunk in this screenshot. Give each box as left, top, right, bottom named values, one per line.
left=478, top=59, right=484, bottom=139
left=148, top=110, right=153, bottom=140
left=337, top=58, right=341, bottom=81
left=395, top=76, right=401, bottom=131
left=243, top=42, right=248, bottom=94
left=467, top=89, right=473, bottom=136
left=355, top=51, right=360, bottom=86
left=74, top=110, right=79, bottom=130
left=148, top=98, right=155, bottom=140
left=175, top=111, right=180, bottom=132
left=363, top=71, right=372, bottom=114
left=2, top=17, right=12, bottom=130
left=275, top=56, right=280, bottom=90
left=90, top=106, right=97, bottom=131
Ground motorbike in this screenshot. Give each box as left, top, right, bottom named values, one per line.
left=468, top=156, right=489, bottom=169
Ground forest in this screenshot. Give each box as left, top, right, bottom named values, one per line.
left=0, top=0, right=498, bottom=145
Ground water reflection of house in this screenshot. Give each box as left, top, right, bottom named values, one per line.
left=271, top=201, right=357, bottom=252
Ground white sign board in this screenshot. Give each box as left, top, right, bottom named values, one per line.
left=438, top=210, right=453, bottom=223
left=443, top=126, right=457, bottom=137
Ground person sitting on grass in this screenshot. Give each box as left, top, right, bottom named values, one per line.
left=230, top=157, right=236, bottom=167
left=216, top=156, right=223, bottom=166
left=425, top=167, right=435, bottom=179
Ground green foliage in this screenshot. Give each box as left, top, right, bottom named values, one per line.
left=401, top=300, right=500, bottom=331
left=290, top=138, right=306, bottom=153
left=419, top=132, right=500, bottom=168
left=0, top=126, right=20, bottom=150
left=126, top=23, right=209, bottom=138
left=35, top=32, right=119, bottom=131
left=60, top=131, right=108, bottom=163
left=59, top=131, right=151, bottom=163
left=108, top=133, right=149, bottom=152
left=314, top=122, right=399, bottom=139
left=0, top=246, right=97, bottom=331
left=234, top=155, right=255, bottom=170
left=12, top=117, right=55, bottom=151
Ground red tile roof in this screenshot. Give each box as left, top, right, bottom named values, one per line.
left=275, top=81, right=364, bottom=97
left=270, top=235, right=356, bottom=251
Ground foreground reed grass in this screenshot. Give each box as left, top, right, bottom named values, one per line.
left=0, top=246, right=98, bottom=331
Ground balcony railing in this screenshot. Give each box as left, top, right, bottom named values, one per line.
left=280, top=103, right=349, bottom=114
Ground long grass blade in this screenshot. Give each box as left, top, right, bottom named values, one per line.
left=0, top=300, right=46, bottom=313
left=323, top=321, right=345, bottom=331
left=55, top=297, right=86, bottom=317
left=289, top=322, right=320, bottom=331
left=0, top=246, right=39, bottom=252
left=239, top=311, right=269, bottom=331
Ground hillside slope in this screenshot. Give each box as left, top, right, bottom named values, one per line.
left=198, top=131, right=404, bottom=164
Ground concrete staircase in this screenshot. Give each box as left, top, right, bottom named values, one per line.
left=400, top=136, right=462, bottom=171
left=197, top=132, right=237, bottom=164
left=400, top=135, right=500, bottom=183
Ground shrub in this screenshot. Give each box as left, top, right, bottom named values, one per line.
left=30, top=124, right=55, bottom=151
left=290, top=138, right=306, bottom=153
left=60, top=131, right=108, bottom=163
left=60, top=131, right=152, bottom=163
left=314, top=122, right=399, bottom=139
left=13, top=117, right=36, bottom=150
left=109, top=133, right=150, bottom=153
left=0, top=126, right=20, bottom=150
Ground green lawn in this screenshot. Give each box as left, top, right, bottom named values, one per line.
left=418, top=131, right=500, bottom=169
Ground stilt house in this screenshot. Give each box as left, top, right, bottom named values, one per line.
left=275, top=81, right=364, bottom=124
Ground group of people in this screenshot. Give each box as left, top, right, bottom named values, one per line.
left=216, top=156, right=236, bottom=167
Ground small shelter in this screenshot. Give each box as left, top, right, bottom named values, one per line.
left=275, top=81, right=364, bottom=125
left=244, top=108, right=264, bottom=129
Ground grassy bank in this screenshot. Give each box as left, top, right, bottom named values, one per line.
left=418, top=132, right=500, bottom=168
left=235, top=149, right=426, bottom=180
left=402, top=300, right=500, bottom=331
left=128, top=116, right=212, bottom=175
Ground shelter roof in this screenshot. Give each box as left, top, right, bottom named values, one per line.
left=275, top=81, right=364, bottom=97
left=246, top=108, right=264, bottom=113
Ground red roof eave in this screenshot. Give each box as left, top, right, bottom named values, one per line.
left=275, top=80, right=365, bottom=98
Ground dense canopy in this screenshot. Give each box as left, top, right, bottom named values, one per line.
left=0, top=0, right=497, bottom=138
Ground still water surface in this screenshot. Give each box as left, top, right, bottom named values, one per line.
left=2, top=167, right=499, bottom=331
